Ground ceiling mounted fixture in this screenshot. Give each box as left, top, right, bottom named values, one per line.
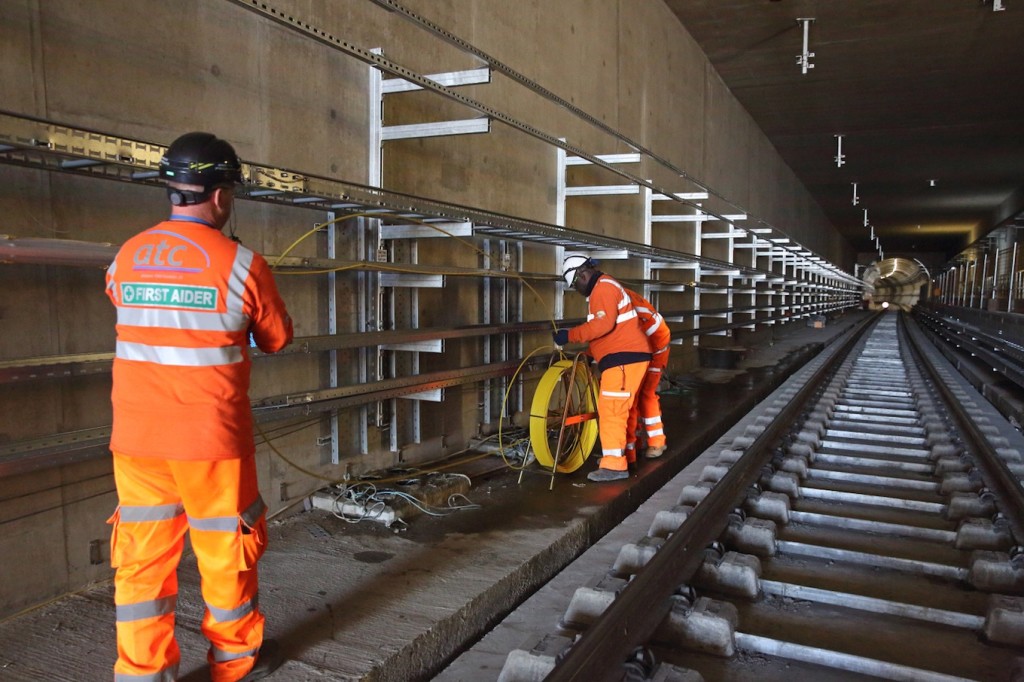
left=796, top=18, right=815, bottom=74
left=863, top=209, right=869, bottom=227
left=993, top=0, right=1006, bottom=11
left=929, top=179, right=937, bottom=187
left=851, top=182, right=859, bottom=206
left=834, top=134, right=845, bottom=167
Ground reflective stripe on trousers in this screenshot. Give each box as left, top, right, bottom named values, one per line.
left=637, top=345, right=668, bottom=448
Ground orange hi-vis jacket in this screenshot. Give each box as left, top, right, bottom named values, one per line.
left=105, top=218, right=293, bottom=460
left=626, top=289, right=671, bottom=352
left=568, top=274, right=651, bottom=368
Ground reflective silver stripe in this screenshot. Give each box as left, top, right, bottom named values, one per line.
left=601, top=390, right=630, bottom=399
left=644, top=323, right=659, bottom=336
left=596, top=277, right=630, bottom=309
left=653, top=346, right=669, bottom=355
left=116, top=595, right=176, bottom=622
left=116, top=340, right=242, bottom=366
left=207, top=595, right=257, bottom=623
left=646, top=428, right=665, bottom=437
left=602, top=448, right=624, bottom=457
left=188, top=514, right=238, bottom=532
left=189, top=494, right=266, bottom=532
left=605, top=280, right=629, bottom=308
left=642, top=417, right=662, bottom=425
left=114, top=664, right=178, bottom=682
left=647, top=367, right=663, bottom=374
left=226, top=245, right=255, bottom=317
left=615, top=309, right=637, bottom=324
left=117, top=306, right=247, bottom=332
left=107, top=261, right=118, bottom=299
left=119, top=503, right=185, bottom=522
left=240, top=495, right=267, bottom=528
left=211, top=645, right=258, bottom=663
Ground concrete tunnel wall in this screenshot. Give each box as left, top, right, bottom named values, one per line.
left=0, top=0, right=853, bottom=618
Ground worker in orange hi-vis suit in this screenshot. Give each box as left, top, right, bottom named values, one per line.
left=553, top=254, right=651, bottom=482
left=618, top=284, right=675, bottom=456
left=624, top=288, right=671, bottom=459
left=105, top=133, right=293, bottom=682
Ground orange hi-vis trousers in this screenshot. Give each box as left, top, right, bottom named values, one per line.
left=633, top=344, right=669, bottom=450
left=110, top=453, right=268, bottom=682
left=597, top=360, right=649, bottom=471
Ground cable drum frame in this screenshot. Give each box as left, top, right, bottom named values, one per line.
left=524, top=353, right=600, bottom=489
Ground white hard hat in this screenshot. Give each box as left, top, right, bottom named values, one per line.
left=562, top=253, right=591, bottom=286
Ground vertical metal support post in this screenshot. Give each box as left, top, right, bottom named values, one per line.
left=410, top=239, right=421, bottom=444
left=388, top=269, right=398, bottom=453
left=993, top=247, right=1003, bottom=303
left=642, top=187, right=653, bottom=299
left=355, top=219, right=370, bottom=454
left=969, top=261, right=977, bottom=308
left=796, top=18, right=816, bottom=74
left=555, top=144, right=567, bottom=321
left=515, top=241, right=524, bottom=413
left=481, top=238, right=492, bottom=426
left=693, top=210, right=703, bottom=344
left=327, top=211, right=341, bottom=464
left=1010, top=243, right=1019, bottom=313
left=979, top=252, right=989, bottom=308
left=498, top=240, right=510, bottom=406
left=362, top=48, right=385, bottom=455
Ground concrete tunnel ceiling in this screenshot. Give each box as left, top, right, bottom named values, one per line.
left=665, top=0, right=1024, bottom=261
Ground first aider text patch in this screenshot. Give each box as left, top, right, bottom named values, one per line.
left=120, top=282, right=218, bottom=310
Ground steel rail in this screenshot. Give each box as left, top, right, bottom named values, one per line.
left=547, top=313, right=875, bottom=681
left=913, top=308, right=1024, bottom=389
left=901, top=313, right=1024, bottom=545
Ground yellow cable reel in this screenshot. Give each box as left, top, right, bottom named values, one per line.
left=529, top=356, right=599, bottom=473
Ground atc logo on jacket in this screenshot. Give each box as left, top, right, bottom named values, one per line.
left=113, top=228, right=221, bottom=311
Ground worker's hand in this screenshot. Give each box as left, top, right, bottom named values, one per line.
left=552, top=329, right=570, bottom=347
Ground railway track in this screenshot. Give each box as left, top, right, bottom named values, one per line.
left=446, top=312, right=1024, bottom=682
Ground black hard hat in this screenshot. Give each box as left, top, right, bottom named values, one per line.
left=159, top=132, right=243, bottom=188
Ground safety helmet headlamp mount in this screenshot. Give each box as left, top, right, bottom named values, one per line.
left=562, top=253, right=597, bottom=287
left=159, top=132, right=243, bottom=207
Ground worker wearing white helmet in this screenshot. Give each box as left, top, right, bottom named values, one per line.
left=554, top=254, right=651, bottom=481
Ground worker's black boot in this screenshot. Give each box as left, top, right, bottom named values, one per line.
left=238, top=639, right=284, bottom=681
left=587, top=468, right=629, bottom=482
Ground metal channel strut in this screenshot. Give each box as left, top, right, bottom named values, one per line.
left=362, top=0, right=854, bottom=284
left=0, top=110, right=768, bottom=279
left=222, top=0, right=854, bottom=286
left=546, top=316, right=874, bottom=682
